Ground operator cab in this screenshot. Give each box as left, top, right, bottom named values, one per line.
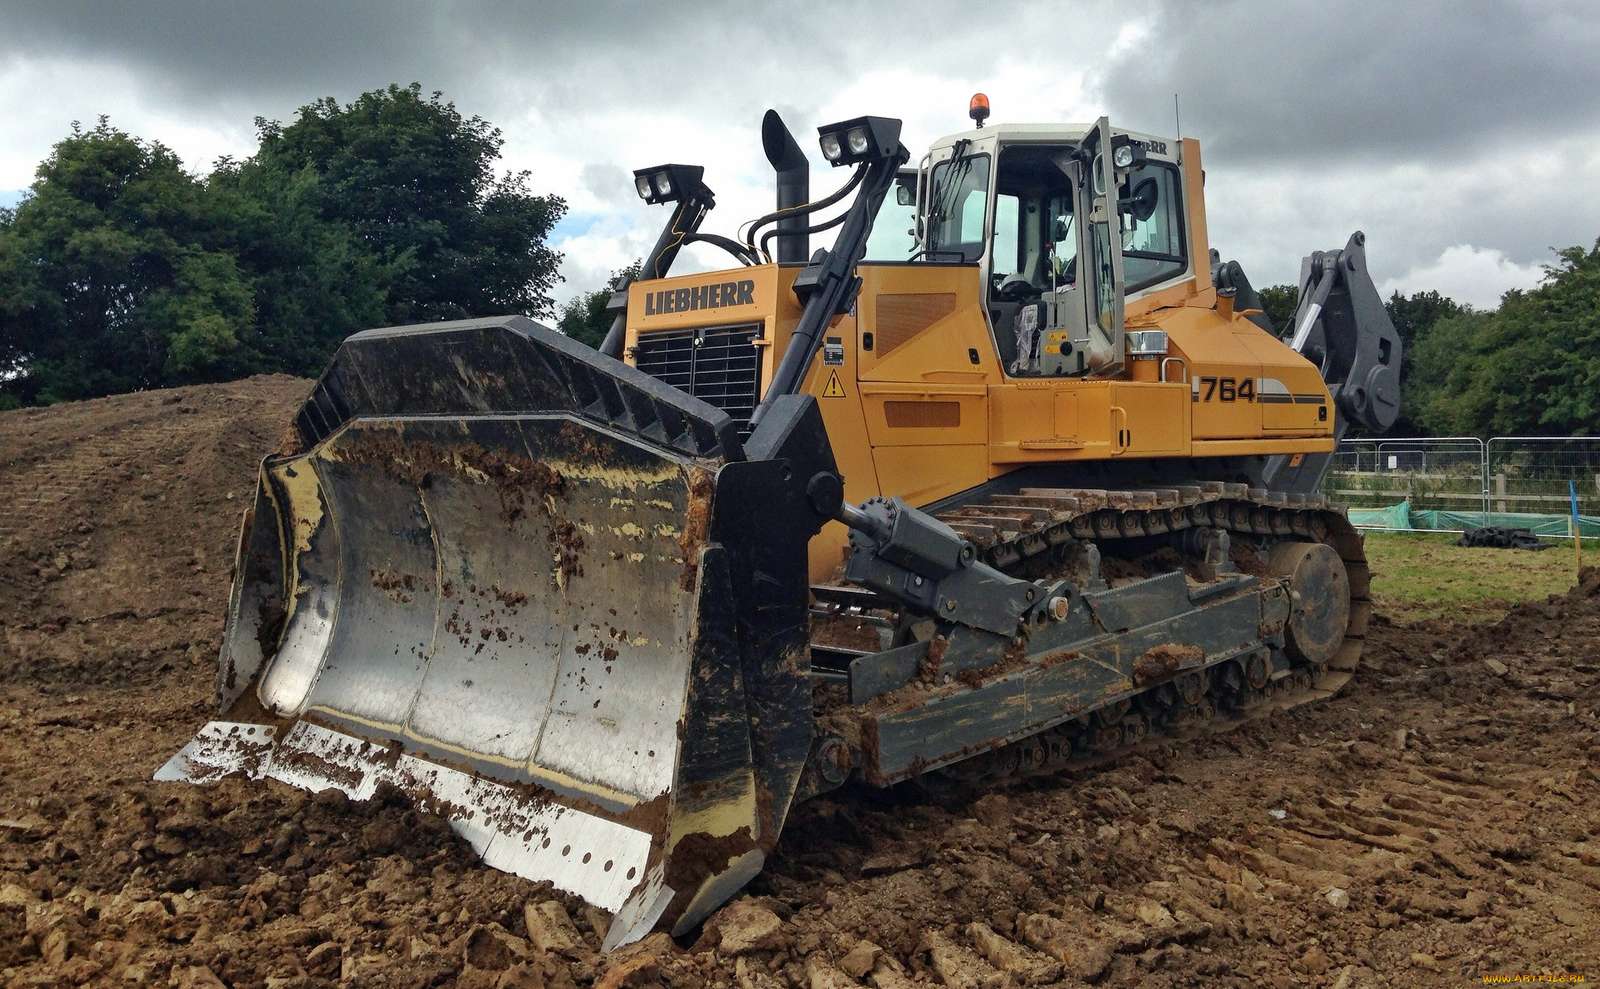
left=900, top=108, right=1193, bottom=379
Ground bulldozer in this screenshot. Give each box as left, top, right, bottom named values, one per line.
left=159, top=97, right=1401, bottom=948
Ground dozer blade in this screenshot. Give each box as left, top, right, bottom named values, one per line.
left=158, top=316, right=828, bottom=947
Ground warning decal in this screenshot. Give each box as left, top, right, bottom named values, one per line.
left=822, top=370, right=846, bottom=398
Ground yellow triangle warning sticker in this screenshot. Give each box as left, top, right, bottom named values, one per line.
left=822, top=370, right=846, bottom=398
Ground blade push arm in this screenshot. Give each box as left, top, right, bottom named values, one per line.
left=835, top=497, right=1065, bottom=637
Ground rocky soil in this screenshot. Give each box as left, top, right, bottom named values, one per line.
left=2, top=379, right=1597, bottom=987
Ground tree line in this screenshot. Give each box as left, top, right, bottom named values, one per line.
left=0, top=84, right=565, bottom=406
left=1257, top=241, right=1600, bottom=437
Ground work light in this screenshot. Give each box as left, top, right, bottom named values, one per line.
left=1109, top=135, right=1147, bottom=170
left=816, top=116, right=902, bottom=166
left=631, top=164, right=706, bottom=205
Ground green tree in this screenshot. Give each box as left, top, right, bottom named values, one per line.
left=0, top=86, right=570, bottom=405
left=557, top=261, right=641, bottom=349
left=207, top=158, right=397, bottom=375
left=249, top=84, right=567, bottom=325
left=1410, top=241, right=1600, bottom=436
left=0, top=202, right=24, bottom=395
left=1385, top=289, right=1468, bottom=381
left=1258, top=283, right=1298, bottom=339
left=0, top=119, right=252, bottom=404
left=1381, top=289, right=1471, bottom=435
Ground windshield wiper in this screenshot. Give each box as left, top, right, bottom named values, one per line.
left=926, top=139, right=973, bottom=253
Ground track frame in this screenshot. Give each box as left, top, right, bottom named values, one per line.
left=804, top=482, right=1370, bottom=796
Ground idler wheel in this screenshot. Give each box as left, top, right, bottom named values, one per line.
left=1269, top=541, right=1351, bottom=667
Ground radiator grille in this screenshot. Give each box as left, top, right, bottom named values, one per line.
left=633, top=323, right=762, bottom=437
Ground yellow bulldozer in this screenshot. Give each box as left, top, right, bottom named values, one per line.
left=160, top=98, right=1401, bottom=948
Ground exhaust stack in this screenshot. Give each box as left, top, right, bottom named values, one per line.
left=761, top=109, right=810, bottom=264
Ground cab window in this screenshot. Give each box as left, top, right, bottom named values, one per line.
left=865, top=174, right=918, bottom=261
left=1120, top=162, right=1186, bottom=289
left=925, top=153, right=991, bottom=261
left=991, top=193, right=1019, bottom=278
left=988, top=144, right=1079, bottom=377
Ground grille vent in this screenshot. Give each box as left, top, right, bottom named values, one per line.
left=883, top=400, right=961, bottom=428
left=874, top=292, right=957, bottom=355
left=633, top=323, right=762, bottom=437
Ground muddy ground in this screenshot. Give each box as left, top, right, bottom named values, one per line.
left=2, top=378, right=1597, bottom=988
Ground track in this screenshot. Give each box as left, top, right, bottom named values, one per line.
left=813, top=482, right=1371, bottom=789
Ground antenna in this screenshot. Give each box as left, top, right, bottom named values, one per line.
left=1173, top=93, right=1183, bottom=164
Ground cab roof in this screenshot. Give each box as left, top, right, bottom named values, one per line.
left=926, top=122, right=1185, bottom=163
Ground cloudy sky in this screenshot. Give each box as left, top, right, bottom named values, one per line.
left=3, top=0, right=1598, bottom=311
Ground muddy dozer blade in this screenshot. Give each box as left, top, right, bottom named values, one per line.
left=157, top=316, right=831, bottom=947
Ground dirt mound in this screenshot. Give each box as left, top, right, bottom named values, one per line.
left=2, top=379, right=1597, bottom=987
left=1446, top=565, right=1600, bottom=667
left=0, top=375, right=309, bottom=689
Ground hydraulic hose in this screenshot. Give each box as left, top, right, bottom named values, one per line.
left=743, top=165, right=867, bottom=258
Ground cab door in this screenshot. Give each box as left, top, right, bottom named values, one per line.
left=1079, top=116, right=1127, bottom=376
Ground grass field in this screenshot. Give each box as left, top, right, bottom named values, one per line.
left=1361, top=530, right=1593, bottom=621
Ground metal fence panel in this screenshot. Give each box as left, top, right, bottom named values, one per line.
left=1323, top=437, right=1487, bottom=525
left=1323, top=434, right=1600, bottom=536
left=1487, top=436, right=1600, bottom=519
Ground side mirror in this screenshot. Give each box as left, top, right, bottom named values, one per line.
left=1120, top=177, right=1159, bottom=223
left=1052, top=216, right=1071, bottom=243
left=895, top=181, right=915, bottom=207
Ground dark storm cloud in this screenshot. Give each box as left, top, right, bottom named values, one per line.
left=4, top=1, right=455, bottom=114
left=9, top=0, right=1595, bottom=162
left=1101, top=0, right=1600, bottom=166
left=0, top=0, right=919, bottom=128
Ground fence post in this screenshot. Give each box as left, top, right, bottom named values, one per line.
left=1571, top=480, right=1583, bottom=575
left=1493, top=473, right=1507, bottom=514
left=1482, top=437, right=1494, bottom=526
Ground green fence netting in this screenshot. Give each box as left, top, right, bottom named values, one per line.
left=1413, top=508, right=1600, bottom=538
left=1348, top=501, right=1411, bottom=529
left=1346, top=500, right=1600, bottom=537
